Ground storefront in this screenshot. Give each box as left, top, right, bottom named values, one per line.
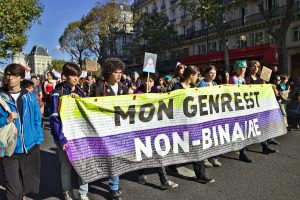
left=179, top=44, right=278, bottom=72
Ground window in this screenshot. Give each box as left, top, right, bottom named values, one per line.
left=182, top=26, right=186, bottom=35
left=237, top=35, right=248, bottom=48
left=265, top=33, right=275, bottom=44
left=153, top=2, right=157, bottom=12
left=250, top=32, right=264, bottom=46
left=145, top=6, right=148, bottom=13
left=208, top=42, right=217, bottom=52
left=293, top=26, right=300, bottom=41
left=171, top=9, right=176, bottom=20
left=161, top=0, right=166, bottom=9
left=241, top=7, right=248, bottom=25
left=198, top=44, right=206, bottom=54
left=123, top=36, right=127, bottom=44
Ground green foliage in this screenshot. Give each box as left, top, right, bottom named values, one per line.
left=83, top=2, right=128, bottom=60
left=59, top=20, right=91, bottom=68
left=128, top=12, right=179, bottom=58
left=0, top=0, right=43, bottom=58
left=48, top=59, right=66, bottom=72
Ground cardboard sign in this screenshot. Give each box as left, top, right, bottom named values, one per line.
left=260, top=66, right=272, bottom=82
left=85, top=60, right=98, bottom=72
left=143, top=52, right=157, bottom=73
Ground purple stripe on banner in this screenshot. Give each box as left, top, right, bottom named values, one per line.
left=66, top=108, right=282, bottom=161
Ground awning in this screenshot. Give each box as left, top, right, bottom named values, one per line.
left=179, top=44, right=278, bottom=67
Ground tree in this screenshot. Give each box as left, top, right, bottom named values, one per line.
left=181, top=0, right=234, bottom=71
left=59, top=20, right=91, bottom=68
left=129, top=12, right=179, bottom=61
left=83, top=2, right=127, bottom=62
left=0, top=0, right=43, bottom=58
left=48, top=59, right=66, bottom=72
left=246, top=0, right=295, bottom=73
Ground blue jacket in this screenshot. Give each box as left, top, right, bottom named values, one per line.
left=0, top=89, right=43, bottom=153
left=49, top=82, right=86, bottom=145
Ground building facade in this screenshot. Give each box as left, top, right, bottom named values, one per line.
left=12, top=45, right=52, bottom=75
left=27, top=45, right=52, bottom=75
left=132, top=0, right=300, bottom=77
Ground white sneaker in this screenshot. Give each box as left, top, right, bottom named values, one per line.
left=80, top=194, right=90, bottom=200
left=203, top=159, right=213, bottom=168
left=63, top=190, right=76, bottom=200
left=209, top=158, right=222, bottom=167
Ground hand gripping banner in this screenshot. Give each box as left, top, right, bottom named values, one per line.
left=59, top=84, right=287, bottom=183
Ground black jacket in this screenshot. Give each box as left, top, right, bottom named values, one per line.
left=90, top=80, right=129, bottom=97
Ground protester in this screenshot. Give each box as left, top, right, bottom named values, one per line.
left=135, top=73, right=178, bottom=189
left=245, top=60, right=279, bottom=153
left=168, top=63, right=186, bottom=91
left=198, top=65, right=222, bottom=167
left=49, top=63, right=89, bottom=200
left=169, top=65, right=215, bottom=184
left=31, top=75, right=43, bottom=99
left=90, top=58, right=129, bottom=200
left=0, top=63, right=43, bottom=199
left=156, top=76, right=168, bottom=93
left=84, top=74, right=94, bottom=96
left=43, top=71, right=56, bottom=115
left=131, top=71, right=141, bottom=93
left=230, top=60, right=253, bottom=163
left=270, top=64, right=281, bottom=84
left=21, top=79, right=45, bottom=120
left=277, top=75, right=289, bottom=92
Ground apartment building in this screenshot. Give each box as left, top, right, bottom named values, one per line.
left=132, top=0, right=300, bottom=77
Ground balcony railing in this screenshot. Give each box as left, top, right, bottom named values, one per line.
left=228, top=1, right=300, bottom=29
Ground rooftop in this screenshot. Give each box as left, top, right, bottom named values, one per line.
left=29, top=45, right=50, bottom=56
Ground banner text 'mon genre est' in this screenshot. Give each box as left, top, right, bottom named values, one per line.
left=114, top=91, right=260, bottom=126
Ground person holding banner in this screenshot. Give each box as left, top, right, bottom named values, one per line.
left=245, top=60, right=279, bottom=153
left=198, top=65, right=222, bottom=168
left=135, top=73, right=179, bottom=189
left=167, top=63, right=186, bottom=91
left=169, top=65, right=215, bottom=184
left=0, top=63, right=43, bottom=200
left=90, top=58, right=129, bottom=200
left=230, top=60, right=253, bottom=163
left=49, top=63, right=90, bottom=200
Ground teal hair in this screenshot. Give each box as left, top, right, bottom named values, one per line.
left=233, top=60, right=247, bottom=69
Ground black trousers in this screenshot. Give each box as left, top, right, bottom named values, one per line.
left=1, top=145, right=41, bottom=200
left=169, top=161, right=207, bottom=180
left=192, top=161, right=207, bottom=180
left=137, top=167, right=168, bottom=184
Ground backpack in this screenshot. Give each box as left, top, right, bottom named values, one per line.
left=0, top=96, right=18, bottom=157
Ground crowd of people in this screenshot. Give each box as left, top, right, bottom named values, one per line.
left=0, top=58, right=299, bottom=200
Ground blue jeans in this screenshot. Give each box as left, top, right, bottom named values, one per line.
left=57, top=146, right=88, bottom=195
left=109, top=176, right=120, bottom=191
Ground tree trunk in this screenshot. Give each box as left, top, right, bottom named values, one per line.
left=221, top=33, right=230, bottom=71
left=277, top=37, right=288, bottom=74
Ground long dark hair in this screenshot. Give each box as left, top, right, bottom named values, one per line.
left=181, top=65, right=199, bottom=82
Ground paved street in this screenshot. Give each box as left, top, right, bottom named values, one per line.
left=1, top=121, right=300, bottom=200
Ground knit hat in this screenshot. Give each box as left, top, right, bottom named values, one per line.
left=233, top=60, right=247, bottom=69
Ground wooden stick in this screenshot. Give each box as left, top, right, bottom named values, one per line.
left=146, top=72, right=150, bottom=93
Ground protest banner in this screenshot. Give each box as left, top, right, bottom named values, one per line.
left=60, top=84, right=287, bottom=183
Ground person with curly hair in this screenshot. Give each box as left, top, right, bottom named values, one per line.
left=90, top=58, right=128, bottom=200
